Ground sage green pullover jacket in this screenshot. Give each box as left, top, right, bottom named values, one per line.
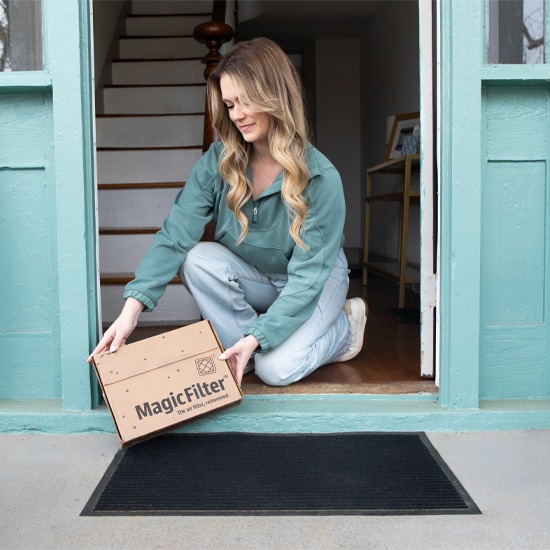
left=124, top=141, right=346, bottom=352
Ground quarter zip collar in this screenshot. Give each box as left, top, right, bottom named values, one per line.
left=248, top=143, right=321, bottom=201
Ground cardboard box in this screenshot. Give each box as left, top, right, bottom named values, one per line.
left=91, top=320, right=243, bottom=447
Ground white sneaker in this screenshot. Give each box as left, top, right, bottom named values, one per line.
left=337, top=298, right=368, bottom=362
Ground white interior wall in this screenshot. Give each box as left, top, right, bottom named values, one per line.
left=361, top=0, right=420, bottom=265
left=315, top=38, right=362, bottom=251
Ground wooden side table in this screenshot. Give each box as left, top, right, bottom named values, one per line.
left=363, top=154, right=420, bottom=308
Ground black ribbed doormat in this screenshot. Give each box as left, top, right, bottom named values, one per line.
left=81, top=433, right=480, bottom=516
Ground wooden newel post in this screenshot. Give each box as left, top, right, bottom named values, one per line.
left=194, top=8, right=234, bottom=152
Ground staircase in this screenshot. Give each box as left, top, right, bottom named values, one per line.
left=96, top=0, right=216, bottom=327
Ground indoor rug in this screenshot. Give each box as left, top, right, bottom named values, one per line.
left=81, top=432, right=480, bottom=516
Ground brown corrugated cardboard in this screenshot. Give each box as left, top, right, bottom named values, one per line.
left=91, top=320, right=243, bottom=447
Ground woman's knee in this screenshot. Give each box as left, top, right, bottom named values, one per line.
left=254, top=353, right=300, bottom=387
left=182, top=242, right=223, bottom=283
left=184, top=242, right=213, bottom=269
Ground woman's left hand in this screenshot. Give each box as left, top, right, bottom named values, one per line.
left=219, top=334, right=259, bottom=385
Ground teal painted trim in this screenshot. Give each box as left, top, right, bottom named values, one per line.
left=44, top=0, right=95, bottom=410
left=438, top=0, right=452, bottom=409
left=2, top=397, right=550, bottom=434
left=481, top=65, right=550, bottom=81
left=40, top=0, right=49, bottom=70
left=439, top=0, right=483, bottom=409
left=0, top=72, right=52, bottom=92
left=480, top=87, right=550, bottom=399
left=78, top=0, right=100, bottom=407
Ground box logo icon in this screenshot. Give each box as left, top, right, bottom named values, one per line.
left=196, top=356, right=216, bottom=376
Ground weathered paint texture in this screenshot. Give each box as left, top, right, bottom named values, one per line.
left=2, top=396, right=550, bottom=434
left=481, top=86, right=550, bottom=399
left=0, top=0, right=96, bottom=407
left=438, top=0, right=483, bottom=409
left=0, top=94, right=60, bottom=399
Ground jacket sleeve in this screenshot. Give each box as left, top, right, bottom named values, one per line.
left=244, top=166, right=346, bottom=351
left=123, top=144, right=220, bottom=311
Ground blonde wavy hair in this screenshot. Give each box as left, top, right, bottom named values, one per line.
left=207, top=37, right=310, bottom=248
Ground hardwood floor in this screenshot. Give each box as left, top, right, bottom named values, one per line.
left=124, top=274, right=436, bottom=396
left=242, top=273, right=435, bottom=395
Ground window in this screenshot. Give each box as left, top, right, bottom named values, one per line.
left=0, top=0, right=43, bottom=71
left=486, top=0, right=545, bottom=64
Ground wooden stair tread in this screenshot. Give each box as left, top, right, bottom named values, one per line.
left=111, top=57, right=203, bottom=62
left=101, top=273, right=180, bottom=284
left=120, top=34, right=195, bottom=39
left=126, top=13, right=212, bottom=18
left=104, top=83, right=205, bottom=88
left=100, top=223, right=216, bottom=238
left=97, top=145, right=201, bottom=151
left=99, top=227, right=160, bottom=235
left=98, top=182, right=185, bottom=190
left=96, top=113, right=204, bottom=118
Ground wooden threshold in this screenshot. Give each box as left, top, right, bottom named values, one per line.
left=242, top=381, right=436, bottom=395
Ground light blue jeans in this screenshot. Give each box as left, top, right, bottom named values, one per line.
left=180, top=242, right=351, bottom=386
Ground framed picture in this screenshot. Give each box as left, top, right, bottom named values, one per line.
left=385, top=112, right=420, bottom=161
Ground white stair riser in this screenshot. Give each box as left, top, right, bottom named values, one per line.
left=125, top=15, right=210, bottom=36
left=112, top=60, right=204, bottom=85
left=97, top=148, right=203, bottom=184
left=96, top=115, right=203, bottom=148
left=98, top=188, right=181, bottom=228
left=119, top=37, right=206, bottom=59
left=98, top=0, right=212, bottom=327
left=100, top=233, right=158, bottom=273
left=131, top=0, right=212, bottom=15
left=101, top=284, right=201, bottom=325
left=103, top=86, right=205, bottom=115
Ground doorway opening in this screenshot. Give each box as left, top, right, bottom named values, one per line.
left=92, top=0, right=437, bottom=396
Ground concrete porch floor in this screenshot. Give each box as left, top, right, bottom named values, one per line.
left=1, top=431, right=549, bottom=549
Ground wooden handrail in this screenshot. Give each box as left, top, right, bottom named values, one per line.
left=193, top=0, right=234, bottom=152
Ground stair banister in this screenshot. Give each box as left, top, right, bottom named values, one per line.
left=194, top=0, right=234, bottom=152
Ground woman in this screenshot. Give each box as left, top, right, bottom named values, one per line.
left=88, top=38, right=368, bottom=386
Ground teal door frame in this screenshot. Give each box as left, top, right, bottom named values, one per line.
left=47, top=0, right=98, bottom=409
left=0, top=0, right=98, bottom=410
left=439, top=0, right=550, bottom=409
left=438, top=0, right=484, bottom=409
left=4, top=0, right=550, bottom=434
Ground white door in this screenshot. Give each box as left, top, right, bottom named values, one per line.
left=419, top=0, right=439, bottom=380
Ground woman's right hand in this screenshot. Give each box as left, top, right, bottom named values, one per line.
left=86, top=297, right=145, bottom=363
